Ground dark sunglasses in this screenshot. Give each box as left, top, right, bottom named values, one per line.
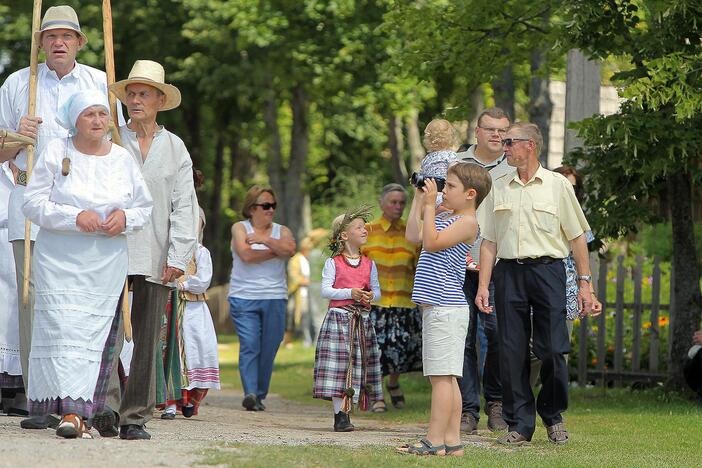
left=501, top=138, right=531, bottom=147
left=254, top=202, right=277, bottom=210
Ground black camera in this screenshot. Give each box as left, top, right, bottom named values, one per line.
left=410, top=172, right=445, bottom=192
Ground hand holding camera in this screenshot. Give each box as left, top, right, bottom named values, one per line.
left=410, top=172, right=446, bottom=192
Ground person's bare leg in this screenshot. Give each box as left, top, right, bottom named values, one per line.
left=444, top=377, right=464, bottom=455
left=426, top=375, right=453, bottom=447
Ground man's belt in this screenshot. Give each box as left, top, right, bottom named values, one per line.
left=501, top=256, right=562, bottom=265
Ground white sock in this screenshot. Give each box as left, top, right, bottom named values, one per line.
left=165, top=404, right=176, bottom=414
left=332, top=397, right=343, bottom=414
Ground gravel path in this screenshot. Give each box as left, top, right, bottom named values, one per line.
left=0, top=389, right=496, bottom=467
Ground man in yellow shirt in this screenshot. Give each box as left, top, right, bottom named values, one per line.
left=362, top=184, right=421, bottom=412
left=476, top=122, right=593, bottom=446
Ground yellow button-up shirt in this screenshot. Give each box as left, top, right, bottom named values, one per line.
left=480, top=165, right=590, bottom=259
left=362, top=216, right=419, bottom=309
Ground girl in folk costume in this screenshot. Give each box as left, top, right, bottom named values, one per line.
left=313, top=207, right=383, bottom=432
left=161, top=203, right=221, bottom=419
left=22, top=90, right=152, bottom=439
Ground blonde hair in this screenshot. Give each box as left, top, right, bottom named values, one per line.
left=448, top=162, right=492, bottom=208
left=423, top=119, right=457, bottom=152
left=508, top=122, right=543, bottom=157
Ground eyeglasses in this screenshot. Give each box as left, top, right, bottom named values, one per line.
left=501, top=138, right=531, bottom=147
left=254, top=202, right=277, bottom=210
left=478, top=126, right=509, bottom=135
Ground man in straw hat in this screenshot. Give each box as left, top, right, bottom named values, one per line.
left=94, top=60, right=198, bottom=440
left=0, top=5, right=123, bottom=430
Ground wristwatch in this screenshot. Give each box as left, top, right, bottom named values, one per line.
left=577, top=275, right=592, bottom=283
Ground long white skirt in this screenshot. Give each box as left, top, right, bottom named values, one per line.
left=28, top=229, right=126, bottom=403
left=0, top=226, right=22, bottom=379
left=183, top=301, right=220, bottom=390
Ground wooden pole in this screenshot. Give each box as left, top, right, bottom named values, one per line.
left=22, top=0, right=42, bottom=307
left=0, top=129, right=36, bottom=147
left=102, top=0, right=132, bottom=342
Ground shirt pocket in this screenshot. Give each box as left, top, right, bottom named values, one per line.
left=493, top=202, right=512, bottom=225
left=532, top=201, right=557, bottom=233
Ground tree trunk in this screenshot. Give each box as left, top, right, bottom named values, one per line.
left=284, top=84, right=309, bottom=242
left=263, top=91, right=284, bottom=210
left=182, top=95, right=202, bottom=169
left=667, top=170, right=702, bottom=390
left=388, top=114, right=408, bottom=184
left=528, top=49, right=553, bottom=167
left=466, top=87, right=484, bottom=144
left=491, top=63, right=515, bottom=121
left=405, top=109, right=424, bottom=173
left=208, top=130, right=226, bottom=283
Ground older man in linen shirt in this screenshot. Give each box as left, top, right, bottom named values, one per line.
left=94, top=60, right=198, bottom=441
left=475, top=122, right=593, bottom=447
left=0, top=5, right=122, bottom=430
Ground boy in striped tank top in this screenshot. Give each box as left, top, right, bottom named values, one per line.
left=398, top=162, right=492, bottom=456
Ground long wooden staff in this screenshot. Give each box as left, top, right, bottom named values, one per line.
left=22, top=0, right=42, bottom=307
left=103, top=0, right=132, bottom=342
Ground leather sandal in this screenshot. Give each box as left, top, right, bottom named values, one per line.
left=546, top=422, right=569, bottom=445
left=56, top=414, right=92, bottom=439
left=396, top=438, right=442, bottom=455
left=386, top=383, right=405, bottom=409
left=496, top=431, right=529, bottom=446
left=370, top=400, right=387, bottom=413
left=444, top=444, right=464, bottom=457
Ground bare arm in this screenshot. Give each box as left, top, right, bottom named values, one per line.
left=405, top=188, right=424, bottom=244
left=475, top=240, right=497, bottom=313
left=0, top=148, right=19, bottom=164
left=247, top=225, right=297, bottom=258
left=232, top=223, right=276, bottom=264
left=572, top=233, right=594, bottom=316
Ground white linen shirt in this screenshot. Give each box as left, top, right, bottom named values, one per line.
left=0, top=62, right=123, bottom=241
left=22, top=138, right=152, bottom=234
left=119, top=125, right=199, bottom=284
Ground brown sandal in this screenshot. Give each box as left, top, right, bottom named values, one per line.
left=370, top=400, right=387, bottom=413
left=496, top=431, right=529, bottom=446
left=546, top=422, right=569, bottom=445
left=56, top=414, right=92, bottom=439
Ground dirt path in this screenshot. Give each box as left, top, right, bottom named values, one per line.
left=0, top=389, right=496, bottom=467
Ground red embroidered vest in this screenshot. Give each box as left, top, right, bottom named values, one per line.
left=328, top=255, right=372, bottom=309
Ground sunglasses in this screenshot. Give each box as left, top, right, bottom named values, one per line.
left=254, top=202, right=277, bottom=210
left=501, top=138, right=531, bottom=147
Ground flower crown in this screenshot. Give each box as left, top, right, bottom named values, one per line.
left=327, top=205, right=373, bottom=257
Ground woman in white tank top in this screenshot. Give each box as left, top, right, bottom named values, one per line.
left=228, top=186, right=296, bottom=411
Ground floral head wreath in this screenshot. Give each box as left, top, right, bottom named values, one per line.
left=327, top=205, right=373, bottom=257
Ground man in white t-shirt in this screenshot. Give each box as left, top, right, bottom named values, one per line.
left=0, top=5, right=121, bottom=430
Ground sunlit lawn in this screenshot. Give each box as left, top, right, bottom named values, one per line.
left=212, top=334, right=702, bottom=467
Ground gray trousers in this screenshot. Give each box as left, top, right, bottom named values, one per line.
left=11, top=240, right=34, bottom=395
left=105, top=276, right=169, bottom=426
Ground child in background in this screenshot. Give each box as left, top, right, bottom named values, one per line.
left=410, top=119, right=459, bottom=207
left=399, top=162, right=491, bottom=456
left=313, top=207, right=383, bottom=432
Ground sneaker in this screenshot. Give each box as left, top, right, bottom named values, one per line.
left=242, top=393, right=258, bottom=411
left=485, top=401, right=508, bottom=432
left=20, top=414, right=60, bottom=430
left=255, top=396, right=266, bottom=411
left=333, top=411, right=354, bottom=432
left=460, top=412, right=478, bottom=434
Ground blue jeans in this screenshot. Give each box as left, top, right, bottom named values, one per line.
left=228, top=297, right=286, bottom=400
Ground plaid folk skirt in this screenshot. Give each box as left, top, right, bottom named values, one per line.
left=313, top=308, right=383, bottom=402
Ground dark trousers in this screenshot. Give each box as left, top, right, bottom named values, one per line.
left=493, top=260, right=570, bottom=440
left=458, top=271, right=502, bottom=418
left=105, top=276, right=170, bottom=426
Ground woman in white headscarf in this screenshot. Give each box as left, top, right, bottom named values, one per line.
left=22, top=90, right=153, bottom=439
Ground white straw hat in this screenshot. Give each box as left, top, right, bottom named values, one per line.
left=109, top=60, right=182, bottom=111
left=34, top=6, right=88, bottom=45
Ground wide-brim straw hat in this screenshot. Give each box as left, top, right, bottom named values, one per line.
left=109, top=60, right=181, bottom=111
left=34, top=6, right=88, bottom=45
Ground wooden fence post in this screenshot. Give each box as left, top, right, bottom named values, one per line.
left=614, top=256, right=625, bottom=387
left=649, top=257, right=661, bottom=372
left=632, top=256, right=643, bottom=371
left=596, top=258, right=608, bottom=385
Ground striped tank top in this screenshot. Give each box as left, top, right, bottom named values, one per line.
left=411, top=212, right=471, bottom=306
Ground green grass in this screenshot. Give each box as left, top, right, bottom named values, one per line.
left=211, top=335, right=702, bottom=466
